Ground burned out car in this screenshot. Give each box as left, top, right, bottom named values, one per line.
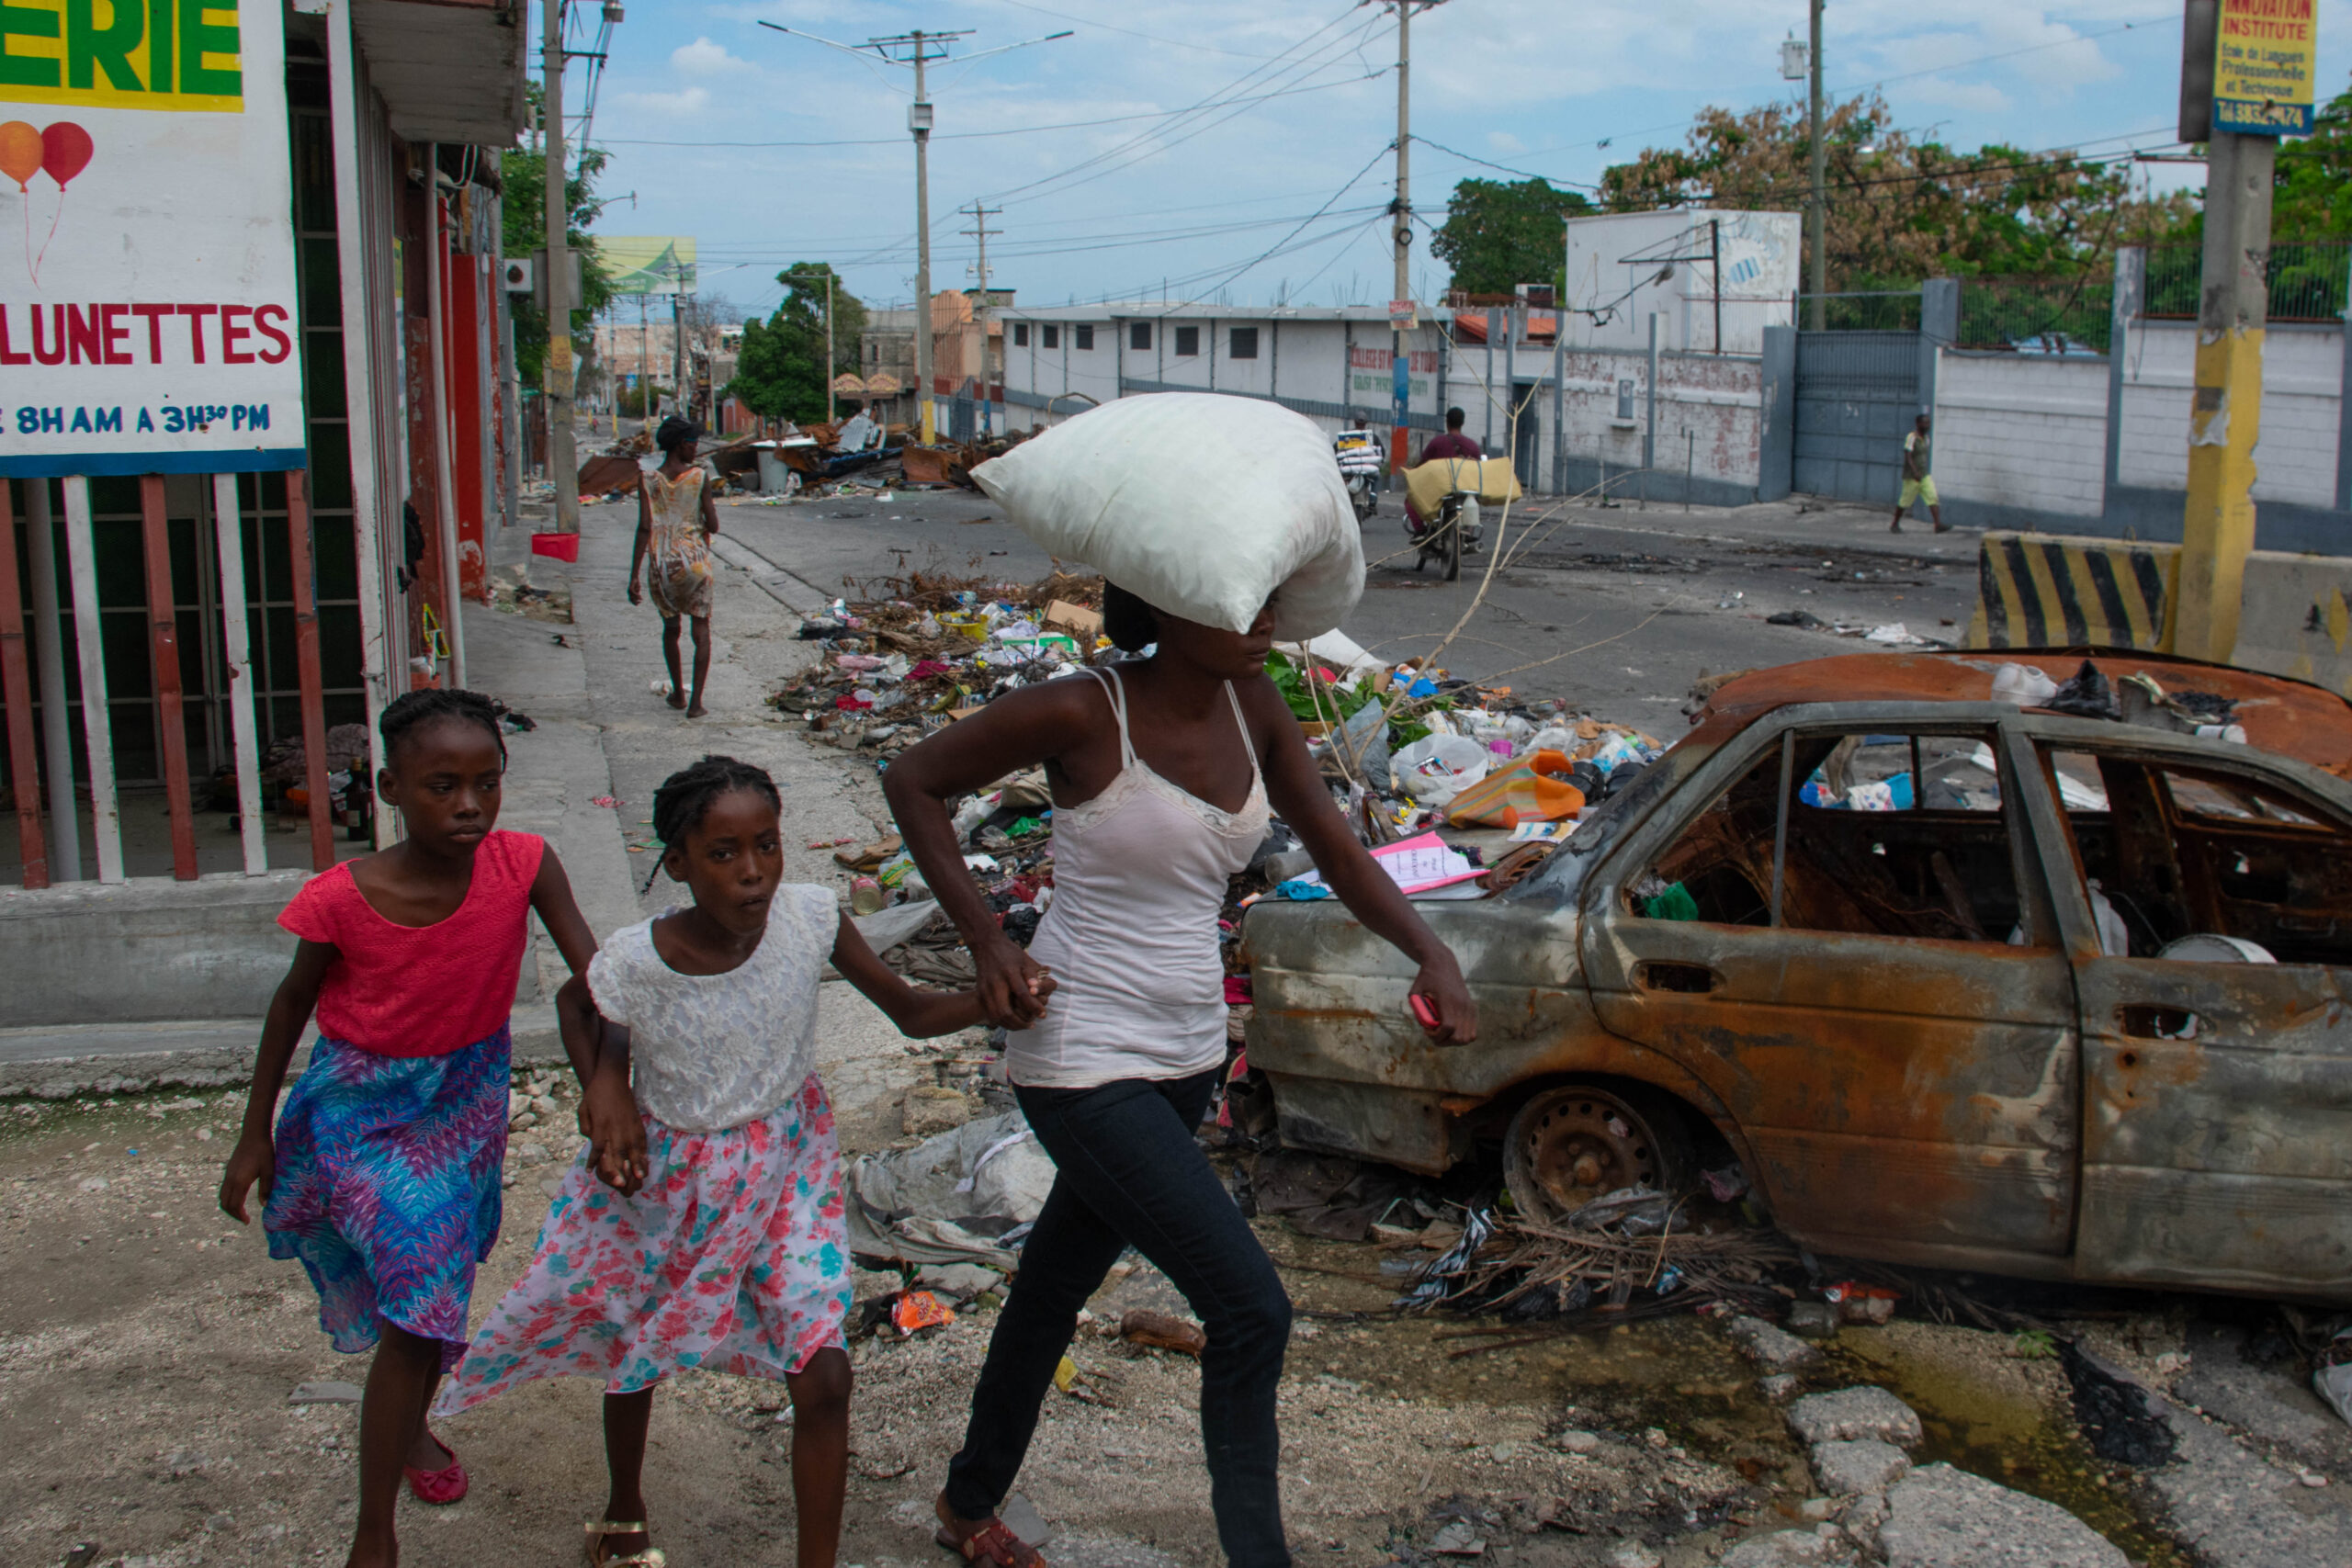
left=1241, top=650, right=2352, bottom=1303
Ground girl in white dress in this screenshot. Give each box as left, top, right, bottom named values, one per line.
left=439, top=755, right=1039, bottom=1568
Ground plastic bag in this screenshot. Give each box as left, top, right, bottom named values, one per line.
left=1391, top=734, right=1491, bottom=807
left=1443, top=750, right=1588, bottom=829
left=969, top=393, right=1363, bottom=639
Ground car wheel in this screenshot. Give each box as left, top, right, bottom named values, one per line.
left=1502, top=1083, right=1695, bottom=1224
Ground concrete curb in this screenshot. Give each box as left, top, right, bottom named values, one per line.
left=0, top=1007, right=566, bottom=1099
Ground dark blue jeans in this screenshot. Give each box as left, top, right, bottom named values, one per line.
left=943, top=1068, right=1294, bottom=1567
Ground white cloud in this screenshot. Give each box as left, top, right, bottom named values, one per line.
left=1487, top=130, right=1528, bottom=155
left=1904, top=76, right=2013, bottom=115
left=671, top=37, right=754, bottom=77
left=621, top=85, right=712, bottom=115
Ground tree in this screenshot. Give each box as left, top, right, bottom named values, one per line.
left=1599, top=93, right=2195, bottom=290
left=1431, top=176, right=1594, bottom=296
left=502, top=87, right=616, bottom=388
left=723, top=264, right=867, bottom=425
left=2275, top=74, right=2352, bottom=239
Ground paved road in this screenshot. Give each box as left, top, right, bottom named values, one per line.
left=707, top=485, right=1984, bottom=731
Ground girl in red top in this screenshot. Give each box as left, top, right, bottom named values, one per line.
left=219, top=688, right=605, bottom=1568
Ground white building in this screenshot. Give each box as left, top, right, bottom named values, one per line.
left=995, top=304, right=1453, bottom=457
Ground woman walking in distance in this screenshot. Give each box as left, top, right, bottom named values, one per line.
left=886, top=585, right=1478, bottom=1568
left=628, top=415, right=721, bottom=716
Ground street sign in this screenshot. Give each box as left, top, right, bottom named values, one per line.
left=1388, top=299, right=1418, bottom=328
left=597, top=236, right=698, bottom=298
left=2212, top=0, right=2317, bottom=136
left=0, top=0, right=307, bottom=476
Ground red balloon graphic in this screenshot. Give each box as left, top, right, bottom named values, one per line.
left=40, top=122, right=91, bottom=188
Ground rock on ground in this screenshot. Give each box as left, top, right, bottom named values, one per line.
left=1878, top=1462, right=2127, bottom=1568
left=1721, top=1525, right=1860, bottom=1566
left=1725, top=1314, right=1822, bottom=1371
left=1812, top=1438, right=1911, bottom=1496
left=1787, top=1385, right=1924, bottom=1449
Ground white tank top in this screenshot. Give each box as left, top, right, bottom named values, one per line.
left=1009, top=666, right=1272, bottom=1089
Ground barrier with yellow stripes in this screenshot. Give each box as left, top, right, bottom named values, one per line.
left=1965, top=531, right=2352, bottom=702
left=1966, top=534, right=2177, bottom=651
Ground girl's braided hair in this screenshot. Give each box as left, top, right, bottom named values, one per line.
left=379, top=687, right=506, bottom=766
left=652, top=755, right=781, bottom=851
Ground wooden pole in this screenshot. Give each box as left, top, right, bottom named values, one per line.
left=0, top=480, right=49, bottom=888
left=286, top=471, right=335, bottom=870
left=138, top=475, right=198, bottom=879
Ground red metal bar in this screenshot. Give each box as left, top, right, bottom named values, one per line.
left=140, top=474, right=198, bottom=880
left=0, top=481, right=48, bottom=888
left=286, top=470, right=335, bottom=870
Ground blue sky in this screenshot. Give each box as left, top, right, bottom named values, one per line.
left=560, top=0, right=2352, bottom=323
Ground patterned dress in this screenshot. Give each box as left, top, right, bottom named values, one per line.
left=437, top=886, right=851, bottom=1410
left=266, top=831, right=544, bottom=1370
left=642, top=467, right=714, bottom=620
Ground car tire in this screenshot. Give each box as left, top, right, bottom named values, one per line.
left=1501, top=1082, right=1696, bottom=1225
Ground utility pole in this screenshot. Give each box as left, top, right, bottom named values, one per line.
left=1374, top=0, right=1443, bottom=472
left=542, top=0, right=579, bottom=532
left=962, top=199, right=1001, bottom=438
left=1807, top=0, right=1826, bottom=330
left=2165, top=0, right=2302, bottom=663
left=753, top=20, right=1067, bottom=445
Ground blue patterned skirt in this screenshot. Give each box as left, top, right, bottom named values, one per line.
left=265, top=1028, right=510, bottom=1370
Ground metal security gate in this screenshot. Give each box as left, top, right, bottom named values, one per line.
left=1792, top=330, right=1920, bottom=504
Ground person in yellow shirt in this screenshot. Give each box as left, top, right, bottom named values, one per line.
left=1892, top=412, right=1946, bottom=534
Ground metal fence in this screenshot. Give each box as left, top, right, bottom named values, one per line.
left=1957, top=276, right=2114, bottom=355
left=1797, top=290, right=1921, bottom=332
left=2144, top=242, right=2352, bottom=322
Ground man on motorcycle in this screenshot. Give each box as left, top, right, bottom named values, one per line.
left=1334, top=418, right=1386, bottom=522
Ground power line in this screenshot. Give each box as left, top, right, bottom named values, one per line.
left=595, top=73, right=1386, bottom=149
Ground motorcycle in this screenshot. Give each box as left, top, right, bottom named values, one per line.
left=1333, top=430, right=1385, bottom=524
left=1410, top=491, right=1481, bottom=581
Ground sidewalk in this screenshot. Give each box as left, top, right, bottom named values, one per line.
left=1505, top=491, right=1991, bottom=568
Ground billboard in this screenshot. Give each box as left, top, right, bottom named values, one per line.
left=2213, top=0, right=2317, bottom=135
left=0, top=0, right=306, bottom=476
left=598, top=236, right=697, bottom=298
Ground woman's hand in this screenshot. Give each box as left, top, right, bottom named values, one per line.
left=219, top=1132, right=276, bottom=1224
left=975, top=935, right=1051, bottom=1031
left=1409, top=952, right=1478, bottom=1046
left=582, top=1069, right=648, bottom=1196
left=627, top=576, right=643, bottom=607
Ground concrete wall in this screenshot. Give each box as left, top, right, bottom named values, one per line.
left=1562, top=209, right=1801, bottom=355
left=1934, top=352, right=2109, bottom=519
left=2119, top=320, right=2344, bottom=505
left=0, top=873, right=310, bottom=1027
left=1443, top=339, right=1767, bottom=503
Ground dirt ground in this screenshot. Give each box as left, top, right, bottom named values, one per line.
left=0, top=1077, right=2249, bottom=1568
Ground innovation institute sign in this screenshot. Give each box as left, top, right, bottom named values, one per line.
left=0, top=0, right=306, bottom=476
left=2213, top=0, right=2318, bottom=136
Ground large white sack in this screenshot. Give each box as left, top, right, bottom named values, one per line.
left=970, top=392, right=1365, bottom=639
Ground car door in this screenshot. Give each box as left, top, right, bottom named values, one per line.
left=1579, top=704, right=2085, bottom=1268
left=2028, top=728, right=2352, bottom=1298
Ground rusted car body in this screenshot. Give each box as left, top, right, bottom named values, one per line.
left=1241, top=650, right=2352, bottom=1303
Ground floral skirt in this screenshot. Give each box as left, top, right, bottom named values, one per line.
left=435, top=1074, right=850, bottom=1413
left=265, top=1029, right=511, bottom=1371
left=649, top=551, right=714, bottom=620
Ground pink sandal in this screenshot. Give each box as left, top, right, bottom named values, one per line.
left=403, top=1439, right=469, bottom=1505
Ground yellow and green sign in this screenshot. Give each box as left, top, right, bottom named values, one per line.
left=597, top=235, right=695, bottom=298
left=0, top=0, right=243, bottom=113
left=2213, top=0, right=2316, bottom=136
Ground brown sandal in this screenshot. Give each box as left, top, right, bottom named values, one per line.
left=934, top=1517, right=1047, bottom=1567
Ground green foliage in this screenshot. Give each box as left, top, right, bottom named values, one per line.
left=2012, top=1328, right=2057, bottom=1361
left=502, top=129, right=616, bottom=389
left=1599, top=94, right=2197, bottom=290
left=723, top=264, right=867, bottom=424
left=1431, top=177, right=1594, bottom=296
left=2276, top=75, right=2352, bottom=241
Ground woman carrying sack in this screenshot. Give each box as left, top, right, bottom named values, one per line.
left=884, top=394, right=1479, bottom=1568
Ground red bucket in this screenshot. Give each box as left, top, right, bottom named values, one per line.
left=530, top=531, right=581, bottom=562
